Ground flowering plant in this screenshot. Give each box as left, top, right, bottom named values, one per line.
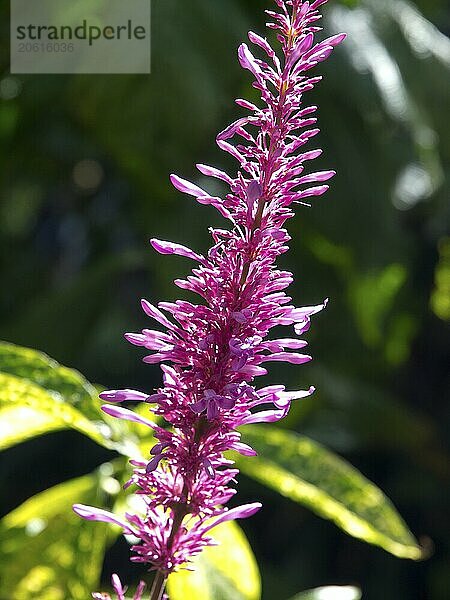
left=73, top=1, right=347, bottom=598
left=0, top=0, right=439, bottom=598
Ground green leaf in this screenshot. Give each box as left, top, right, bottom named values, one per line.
left=0, top=466, right=122, bottom=599
left=237, top=426, right=423, bottom=560
left=289, top=586, right=362, bottom=600
left=0, top=342, right=149, bottom=457
left=167, top=519, right=261, bottom=600
left=347, top=264, right=407, bottom=347
left=0, top=372, right=110, bottom=451
left=0, top=341, right=103, bottom=420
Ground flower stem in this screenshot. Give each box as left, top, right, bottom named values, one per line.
left=150, top=479, right=189, bottom=600
left=150, top=570, right=167, bottom=600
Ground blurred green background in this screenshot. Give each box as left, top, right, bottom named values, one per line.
left=0, top=0, right=449, bottom=598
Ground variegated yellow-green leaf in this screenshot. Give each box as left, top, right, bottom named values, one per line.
left=0, top=467, right=122, bottom=600
left=167, top=518, right=261, bottom=600
left=0, top=341, right=102, bottom=420
left=237, top=425, right=423, bottom=560
left=0, top=372, right=109, bottom=451
left=0, top=342, right=149, bottom=457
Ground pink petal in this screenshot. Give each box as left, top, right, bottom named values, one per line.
left=141, top=299, right=177, bottom=331
left=124, top=333, right=148, bottom=346
left=150, top=239, right=204, bottom=262
left=247, top=180, right=262, bottom=205
left=297, top=170, right=335, bottom=184
left=274, top=386, right=315, bottom=408
left=217, top=117, right=251, bottom=142
left=248, top=31, right=276, bottom=59
left=291, top=300, right=328, bottom=321
left=291, top=32, right=314, bottom=63
left=323, top=33, right=347, bottom=47
left=101, top=405, right=157, bottom=429
left=230, top=442, right=258, bottom=456
left=238, top=43, right=261, bottom=77
left=270, top=338, right=308, bottom=350
left=146, top=454, right=164, bottom=473
left=73, top=504, right=135, bottom=535
left=291, top=185, right=329, bottom=201
left=99, top=389, right=149, bottom=403
left=170, top=174, right=209, bottom=198
left=240, top=408, right=288, bottom=424
left=260, top=352, right=312, bottom=365
left=216, top=139, right=246, bottom=165
left=294, top=318, right=311, bottom=335
left=134, top=581, right=146, bottom=600
left=196, top=163, right=233, bottom=184
left=111, top=574, right=125, bottom=600
left=235, top=98, right=259, bottom=111
left=204, top=503, right=262, bottom=532
left=143, top=353, right=167, bottom=364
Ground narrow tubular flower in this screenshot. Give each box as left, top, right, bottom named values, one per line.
left=74, top=1, right=345, bottom=597
left=92, top=574, right=146, bottom=600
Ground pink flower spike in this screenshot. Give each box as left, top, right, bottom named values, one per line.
left=76, top=0, right=344, bottom=585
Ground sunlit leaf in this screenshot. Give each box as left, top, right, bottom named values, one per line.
left=167, top=519, right=261, bottom=600
left=237, top=426, right=423, bottom=560
left=289, top=586, right=362, bottom=600
left=0, top=342, right=149, bottom=457
left=0, top=466, right=122, bottom=600
left=0, top=372, right=111, bottom=451
left=0, top=341, right=103, bottom=420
